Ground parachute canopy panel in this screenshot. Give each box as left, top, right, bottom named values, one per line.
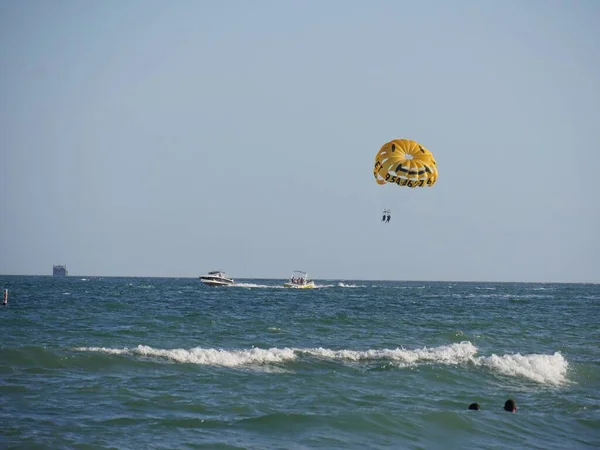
left=373, top=139, right=438, bottom=188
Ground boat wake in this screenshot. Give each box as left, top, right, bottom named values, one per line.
left=231, top=283, right=286, bottom=289
left=231, top=283, right=336, bottom=289
left=337, top=282, right=366, bottom=288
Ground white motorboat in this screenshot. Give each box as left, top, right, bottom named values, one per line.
left=199, top=271, right=234, bottom=286
left=283, top=270, right=315, bottom=289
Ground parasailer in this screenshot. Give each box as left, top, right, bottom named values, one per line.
left=381, top=209, right=391, bottom=223
left=374, top=139, right=437, bottom=221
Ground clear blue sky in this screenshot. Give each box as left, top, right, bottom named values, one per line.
left=1, top=0, right=598, bottom=282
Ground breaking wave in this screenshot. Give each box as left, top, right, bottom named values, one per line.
left=74, top=342, right=568, bottom=385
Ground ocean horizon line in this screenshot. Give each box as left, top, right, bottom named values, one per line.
left=1, top=273, right=597, bottom=285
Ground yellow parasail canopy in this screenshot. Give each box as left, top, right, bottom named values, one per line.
left=373, top=139, right=438, bottom=188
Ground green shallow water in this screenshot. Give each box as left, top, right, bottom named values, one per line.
left=0, top=276, right=599, bottom=449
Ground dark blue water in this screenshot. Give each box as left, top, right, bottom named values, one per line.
left=1, top=276, right=598, bottom=449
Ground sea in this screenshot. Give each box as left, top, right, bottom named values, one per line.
left=0, top=276, right=598, bottom=449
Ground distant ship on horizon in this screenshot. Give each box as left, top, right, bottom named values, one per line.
left=53, top=265, right=68, bottom=276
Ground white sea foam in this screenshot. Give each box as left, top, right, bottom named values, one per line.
left=337, top=282, right=366, bottom=288
left=76, top=346, right=131, bottom=355
left=474, top=351, right=568, bottom=386
left=300, top=342, right=478, bottom=365
left=75, top=345, right=297, bottom=367
left=74, top=342, right=569, bottom=385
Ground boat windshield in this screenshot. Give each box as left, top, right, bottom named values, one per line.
left=207, top=271, right=227, bottom=277
left=289, top=270, right=310, bottom=284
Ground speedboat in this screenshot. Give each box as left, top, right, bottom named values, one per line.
left=199, top=271, right=234, bottom=286
left=283, top=270, right=315, bottom=289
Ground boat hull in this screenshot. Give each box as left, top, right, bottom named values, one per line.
left=283, top=282, right=315, bottom=289
left=200, top=278, right=234, bottom=287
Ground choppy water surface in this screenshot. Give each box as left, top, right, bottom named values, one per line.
left=1, top=276, right=599, bottom=449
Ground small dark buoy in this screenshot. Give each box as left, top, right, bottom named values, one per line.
left=2, top=289, right=7, bottom=306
